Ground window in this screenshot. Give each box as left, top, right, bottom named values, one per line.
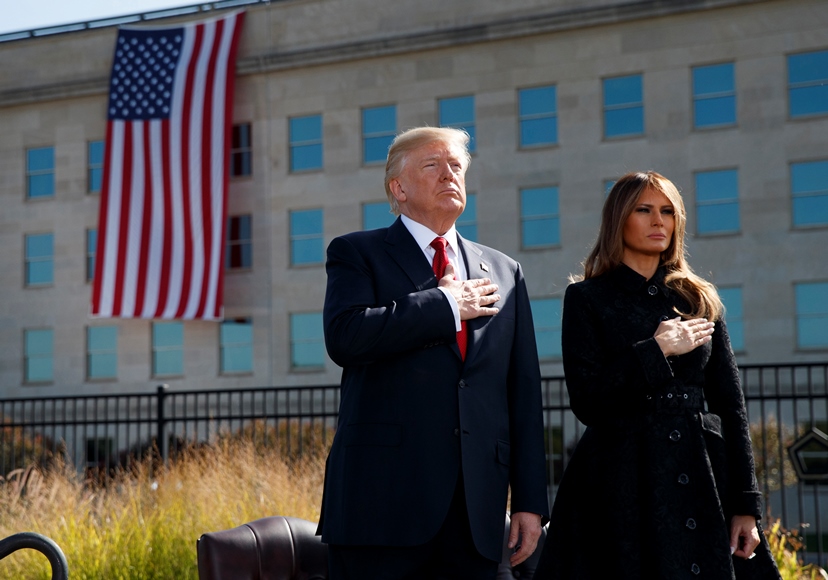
left=795, top=282, right=828, bottom=349
left=521, top=186, right=560, bottom=248
left=226, top=215, right=252, bottom=270
left=24, top=329, right=53, bottom=383
left=791, top=160, right=828, bottom=227
left=695, top=169, right=740, bottom=235
left=718, top=287, right=744, bottom=352
left=603, top=75, right=644, bottom=138
left=27, top=146, right=54, bottom=199
left=457, top=193, right=477, bottom=242
left=693, top=63, right=736, bottom=128
left=25, top=233, right=54, bottom=286
left=290, top=312, right=325, bottom=369
left=531, top=298, right=562, bottom=359
left=290, top=209, right=324, bottom=265
left=362, top=105, right=396, bottom=164
left=220, top=318, right=253, bottom=373
left=152, top=322, right=184, bottom=376
left=518, top=85, right=557, bottom=147
left=289, top=114, right=323, bottom=172
left=363, top=202, right=395, bottom=230
left=88, top=140, right=105, bottom=193
left=230, top=123, right=252, bottom=177
left=86, top=229, right=97, bottom=282
left=789, top=50, right=828, bottom=118
left=439, top=95, right=476, bottom=152
left=87, top=326, right=117, bottom=379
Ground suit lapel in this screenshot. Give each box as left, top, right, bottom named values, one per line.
left=383, top=218, right=438, bottom=291
left=458, top=236, right=491, bottom=364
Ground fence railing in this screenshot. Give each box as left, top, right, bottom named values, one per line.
left=2, top=362, right=827, bottom=564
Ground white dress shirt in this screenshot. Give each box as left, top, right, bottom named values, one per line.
left=400, top=214, right=465, bottom=331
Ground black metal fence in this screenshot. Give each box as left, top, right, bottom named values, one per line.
left=2, top=362, right=828, bottom=564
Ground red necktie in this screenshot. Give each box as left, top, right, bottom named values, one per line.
left=430, top=237, right=468, bottom=360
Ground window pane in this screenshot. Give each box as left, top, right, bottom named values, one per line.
left=231, top=123, right=252, bottom=177
left=520, top=117, right=558, bottom=147
left=789, top=51, right=828, bottom=117
left=523, top=218, right=560, bottom=247
left=88, top=141, right=104, bottom=193
left=604, top=75, right=642, bottom=106
left=694, top=63, right=735, bottom=95
left=28, top=174, right=55, bottom=198
left=522, top=187, right=558, bottom=216
left=27, top=147, right=54, bottom=172
left=291, top=143, right=323, bottom=172
left=88, top=326, right=117, bottom=350
left=718, top=287, right=744, bottom=352
left=696, top=169, right=740, bottom=234
left=153, top=322, right=183, bottom=347
left=292, top=238, right=323, bottom=264
left=89, top=353, right=117, bottom=379
left=457, top=193, right=477, bottom=242
left=363, top=202, right=395, bottom=230
left=291, top=210, right=323, bottom=236
left=520, top=86, right=557, bottom=116
left=291, top=312, right=325, bottom=368
left=291, top=210, right=323, bottom=265
left=25, top=233, right=54, bottom=286
left=605, top=106, right=644, bottom=138
left=363, top=135, right=394, bottom=164
left=290, top=115, right=322, bottom=143
left=221, top=320, right=253, bottom=373
left=290, top=115, right=322, bottom=171
left=363, top=106, right=396, bottom=164
left=695, top=95, right=736, bottom=128
left=789, top=50, right=828, bottom=84
left=153, top=350, right=183, bottom=376
left=439, top=96, right=475, bottom=152
left=791, top=161, right=828, bottom=227
left=25, top=329, right=53, bottom=382
left=87, top=229, right=97, bottom=282
left=26, top=357, right=53, bottom=383
left=697, top=203, right=740, bottom=234
left=27, top=147, right=55, bottom=199
left=531, top=298, right=562, bottom=359
left=796, top=282, right=828, bottom=348
left=226, top=215, right=252, bottom=269
left=221, top=321, right=252, bottom=344
left=26, top=329, right=53, bottom=355
left=793, top=196, right=828, bottom=227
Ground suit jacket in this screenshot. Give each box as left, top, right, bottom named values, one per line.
left=317, top=217, right=549, bottom=562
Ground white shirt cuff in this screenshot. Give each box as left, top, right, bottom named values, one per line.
left=437, top=287, right=462, bottom=331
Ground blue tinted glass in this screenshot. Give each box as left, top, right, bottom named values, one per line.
left=363, top=106, right=396, bottom=134
left=291, top=143, right=323, bottom=171
left=790, top=85, right=828, bottom=117
left=293, top=342, right=326, bottom=367
left=697, top=203, right=740, bottom=234
left=26, top=329, right=53, bottom=355
left=520, top=86, right=557, bottom=116
left=222, top=345, right=253, bottom=372
left=694, top=63, right=734, bottom=95
left=236, top=215, right=252, bottom=239
left=364, top=135, right=395, bottom=164
left=89, top=353, right=117, bottom=378
left=604, top=75, right=642, bottom=107
left=26, top=233, right=53, bottom=258
left=27, top=357, right=53, bottom=382
left=605, top=106, right=644, bottom=138
left=221, top=320, right=252, bottom=344
left=799, top=318, right=828, bottom=348
left=789, top=51, right=828, bottom=84
left=89, top=167, right=103, bottom=193
left=291, top=313, right=323, bottom=341
left=520, top=117, right=558, bottom=147
left=89, top=141, right=104, bottom=164
left=27, top=262, right=53, bottom=285
left=27, top=147, right=54, bottom=172
left=363, top=202, right=395, bottom=230
left=28, top=174, right=54, bottom=198
left=521, top=187, right=558, bottom=216
left=153, top=322, right=183, bottom=348
left=523, top=218, right=560, bottom=247
left=695, top=96, right=736, bottom=128
left=531, top=298, right=562, bottom=359
left=153, top=350, right=183, bottom=376
left=291, top=210, right=323, bottom=236
left=290, top=115, right=322, bottom=143
left=88, top=326, right=117, bottom=351
left=292, top=238, right=323, bottom=264
left=792, top=161, right=828, bottom=193
left=439, top=96, right=474, bottom=125
left=696, top=170, right=738, bottom=203
left=797, top=283, right=828, bottom=315
left=792, top=195, right=828, bottom=226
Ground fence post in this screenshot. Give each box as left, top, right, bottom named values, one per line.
left=156, top=384, right=169, bottom=463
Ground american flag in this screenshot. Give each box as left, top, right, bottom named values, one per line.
left=91, top=11, right=244, bottom=320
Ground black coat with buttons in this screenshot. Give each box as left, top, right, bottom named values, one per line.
left=534, top=264, right=781, bottom=580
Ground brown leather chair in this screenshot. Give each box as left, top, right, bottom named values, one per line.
left=197, top=516, right=328, bottom=580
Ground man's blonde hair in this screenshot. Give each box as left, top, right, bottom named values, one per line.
left=384, top=126, right=471, bottom=215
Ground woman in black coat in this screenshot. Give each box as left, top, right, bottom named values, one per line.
left=534, top=172, right=781, bottom=579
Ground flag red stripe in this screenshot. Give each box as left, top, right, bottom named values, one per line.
left=154, top=120, right=174, bottom=318
left=133, top=121, right=154, bottom=317
left=195, top=18, right=223, bottom=319
left=111, top=122, right=134, bottom=317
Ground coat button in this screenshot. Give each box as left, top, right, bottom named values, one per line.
left=458, top=380, right=467, bottom=389
left=669, top=430, right=681, bottom=442
left=686, top=518, right=697, bottom=530
left=648, top=285, right=658, bottom=295
left=691, top=563, right=700, bottom=575
left=678, top=473, right=689, bottom=485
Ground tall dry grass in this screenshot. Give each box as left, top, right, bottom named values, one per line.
left=0, top=438, right=326, bottom=579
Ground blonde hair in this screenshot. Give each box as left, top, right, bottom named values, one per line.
left=384, top=126, right=471, bottom=215
left=578, top=171, right=723, bottom=320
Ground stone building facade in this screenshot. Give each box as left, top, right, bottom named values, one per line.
left=1, top=0, right=827, bottom=398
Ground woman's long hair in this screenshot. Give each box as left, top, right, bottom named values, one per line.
left=578, top=171, right=723, bottom=320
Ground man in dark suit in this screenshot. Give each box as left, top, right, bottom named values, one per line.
left=318, top=126, right=549, bottom=579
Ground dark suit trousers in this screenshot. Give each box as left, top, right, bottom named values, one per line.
left=327, top=474, right=499, bottom=580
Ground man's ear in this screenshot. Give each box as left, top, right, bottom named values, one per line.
left=389, top=179, right=406, bottom=204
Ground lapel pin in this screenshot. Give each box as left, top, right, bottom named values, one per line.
left=480, top=262, right=489, bottom=272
